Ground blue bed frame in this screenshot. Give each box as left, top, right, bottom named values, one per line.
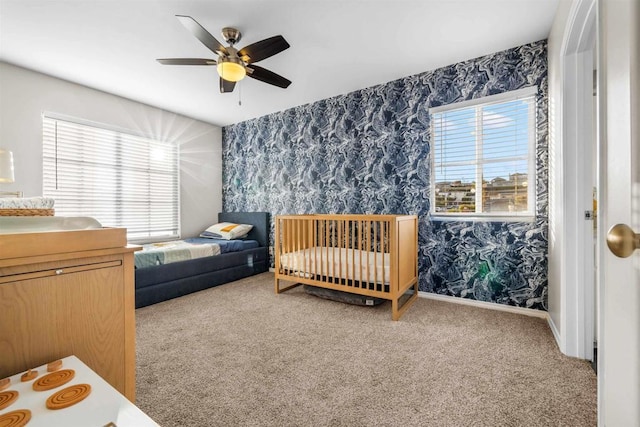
left=134, top=212, right=270, bottom=308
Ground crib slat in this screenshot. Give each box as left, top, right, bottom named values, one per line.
left=331, top=219, right=335, bottom=284
left=327, top=219, right=331, bottom=284
left=382, top=220, right=386, bottom=293
left=275, top=217, right=280, bottom=276
left=304, top=218, right=308, bottom=274
left=351, top=219, right=355, bottom=286
left=366, top=221, right=371, bottom=290
left=374, top=220, right=378, bottom=290
left=280, top=218, right=284, bottom=274
left=358, top=220, right=363, bottom=289
left=329, top=220, right=332, bottom=281
left=357, top=220, right=360, bottom=286
left=324, top=220, right=327, bottom=282
left=330, top=220, right=335, bottom=284
left=314, top=219, right=318, bottom=278
left=318, top=219, right=322, bottom=279
left=299, top=218, right=303, bottom=274
left=302, top=219, right=307, bottom=274
left=344, top=219, right=348, bottom=285
left=308, top=219, right=312, bottom=277
left=337, top=220, right=342, bottom=285
left=289, top=219, right=294, bottom=275
left=284, top=218, right=287, bottom=275
left=293, top=219, right=297, bottom=274
left=361, top=220, right=366, bottom=289
left=289, top=218, right=294, bottom=274
left=318, top=220, right=322, bottom=278
left=318, top=220, right=321, bottom=278
left=290, top=218, right=294, bottom=275
left=308, top=218, right=312, bottom=274
left=283, top=218, right=288, bottom=275
left=320, top=219, right=324, bottom=281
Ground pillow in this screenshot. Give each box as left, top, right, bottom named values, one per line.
left=200, top=222, right=253, bottom=240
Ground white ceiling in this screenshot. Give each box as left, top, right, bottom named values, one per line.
left=0, top=0, right=559, bottom=127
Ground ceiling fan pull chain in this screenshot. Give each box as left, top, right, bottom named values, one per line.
left=238, top=82, right=242, bottom=106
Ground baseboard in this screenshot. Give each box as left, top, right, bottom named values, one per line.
left=418, top=291, right=549, bottom=319
left=546, top=314, right=562, bottom=349
left=267, top=270, right=549, bottom=320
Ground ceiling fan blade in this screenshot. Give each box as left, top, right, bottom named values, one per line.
left=238, top=35, right=290, bottom=64
left=246, top=65, right=291, bottom=88
left=176, top=15, right=228, bottom=56
left=220, top=78, right=236, bottom=93
left=157, top=58, right=216, bottom=65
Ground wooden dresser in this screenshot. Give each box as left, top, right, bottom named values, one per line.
left=0, top=227, right=138, bottom=401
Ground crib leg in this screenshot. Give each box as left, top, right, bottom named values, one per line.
left=274, top=276, right=302, bottom=294
left=392, top=281, right=419, bottom=321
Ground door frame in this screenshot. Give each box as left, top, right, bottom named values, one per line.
left=556, top=0, right=597, bottom=359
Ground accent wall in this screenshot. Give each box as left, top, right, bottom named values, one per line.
left=223, top=40, right=548, bottom=310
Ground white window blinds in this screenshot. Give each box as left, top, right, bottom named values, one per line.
left=430, top=87, right=537, bottom=217
left=43, top=115, right=180, bottom=241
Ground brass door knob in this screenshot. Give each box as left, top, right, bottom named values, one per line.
left=606, top=223, right=640, bottom=258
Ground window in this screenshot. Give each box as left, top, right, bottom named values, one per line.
left=430, top=87, right=536, bottom=217
left=43, top=114, right=179, bottom=242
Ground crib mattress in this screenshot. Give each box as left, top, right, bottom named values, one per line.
left=279, top=246, right=391, bottom=285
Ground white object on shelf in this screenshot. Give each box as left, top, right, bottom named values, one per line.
left=0, top=356, right=159, bottom=427
left=0, top=216, right=102, bottom=234
left=0, top=196, right=54, bottom=208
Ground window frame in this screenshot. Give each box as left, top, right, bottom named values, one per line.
left=429, top=86, right=537, bottom=220
left=42, top=112, right=181, bottom=242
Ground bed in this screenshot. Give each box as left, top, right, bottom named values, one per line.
left=135, top=212, right=269, bottom=308
left=274, top=214, right=418, bottom=320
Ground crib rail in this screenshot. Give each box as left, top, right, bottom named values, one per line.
left=275, top=214, right=418, bottom=320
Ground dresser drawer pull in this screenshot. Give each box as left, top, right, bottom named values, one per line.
left=55, top=269, right=64, bottom=275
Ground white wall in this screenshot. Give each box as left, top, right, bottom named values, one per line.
left=0, top=61, right=222, bottom=239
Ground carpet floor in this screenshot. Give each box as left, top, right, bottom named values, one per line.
left=135, top=272, right=596, bottom=427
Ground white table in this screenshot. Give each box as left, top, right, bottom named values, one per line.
left=0, top=356, right=159, bottom=426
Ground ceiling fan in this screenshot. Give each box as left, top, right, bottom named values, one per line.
left=157, top=15, right=291, bottom=94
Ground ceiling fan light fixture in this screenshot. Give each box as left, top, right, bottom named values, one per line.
left=217, top=57, right=246, bottom=82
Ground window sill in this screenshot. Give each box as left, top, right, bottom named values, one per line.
left=429, top=214, right=536, bottom=223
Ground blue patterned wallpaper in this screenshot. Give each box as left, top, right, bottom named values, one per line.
left=223, top=40, right=548, bottom=310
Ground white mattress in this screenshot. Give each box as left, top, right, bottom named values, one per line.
left=279, top=246, right=391, bottom=285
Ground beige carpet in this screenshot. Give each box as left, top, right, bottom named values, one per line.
left=135, top=272, right=596, bottom=427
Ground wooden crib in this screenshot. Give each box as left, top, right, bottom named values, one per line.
left=275, top=214, right=418, bottom=320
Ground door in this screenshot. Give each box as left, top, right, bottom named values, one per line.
left=599, top=0, right=639, bottom=424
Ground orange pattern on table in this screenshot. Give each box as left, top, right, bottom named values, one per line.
left=0, top=409, right=31, bottom=427
left=0, top=391, right=19, bottom=411
left=46, top=383, right=91, bottom=410
left=33, top=370, right=75, bottom=392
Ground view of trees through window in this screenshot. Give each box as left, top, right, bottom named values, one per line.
left=434, top=173, right=529, bottom=213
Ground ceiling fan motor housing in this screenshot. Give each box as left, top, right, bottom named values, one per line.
left=221, top=27, right=241, bottom=45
